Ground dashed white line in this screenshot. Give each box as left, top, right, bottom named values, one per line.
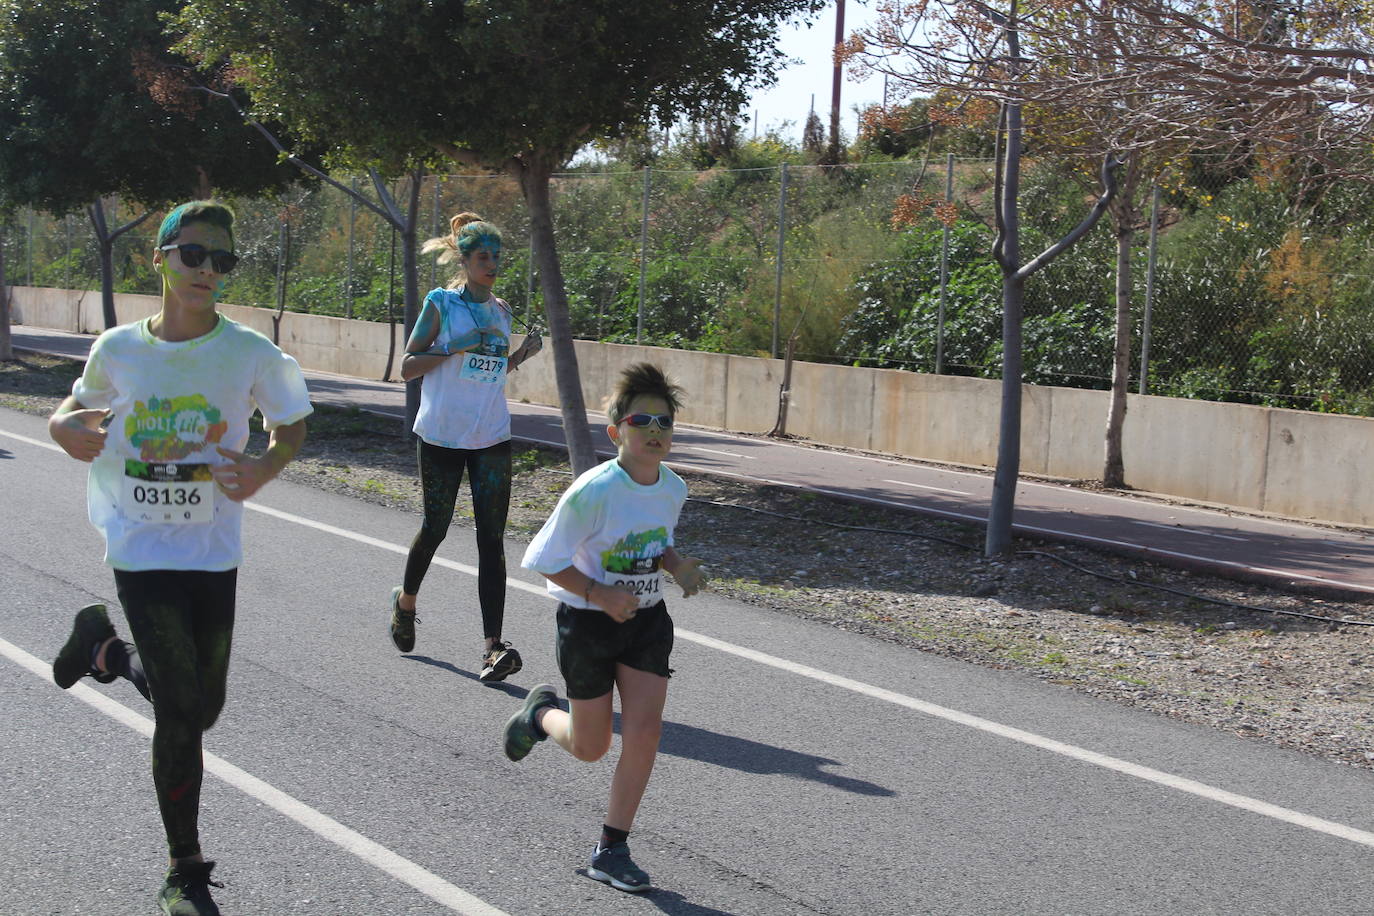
left=683, top=445, right=752, bottom=459
left=883, top=478, right=972, bottom=496
left=1132, top=520, right=1248, bottom=542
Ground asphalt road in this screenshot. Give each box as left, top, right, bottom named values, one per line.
left=4, top=406, right=1374, bottom=915
left=14, top=326, right=1374, bottom=598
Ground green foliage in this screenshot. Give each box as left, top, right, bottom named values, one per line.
left=838, top=222, right=1000, bottom=372
left=0, top=0, right=301, bottom=214
left=18, top=125, right=1374, bottom=417
left=177, top=0, right=826, bottom=175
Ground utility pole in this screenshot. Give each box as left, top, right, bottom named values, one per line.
left=826, top=0, right=846, bottom=165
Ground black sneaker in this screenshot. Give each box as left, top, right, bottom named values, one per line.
left=388, top=587, right=417, bottom=653
left=157, top=860, right=223, bottom=915
left=479, top=642, right=523, bottom=683
left=502, top=683, right=557, bottom=761
left=588, top=841, right=652, bottom=893
left=52, top=604, right=117, bottom=689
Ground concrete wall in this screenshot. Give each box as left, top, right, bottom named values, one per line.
left=13, top=285, right=1374, bottom=527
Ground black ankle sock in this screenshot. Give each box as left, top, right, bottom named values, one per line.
left=102, top=640, right=151, bottom=702
left=599, top=825, right=629, bottom=850
left=531, top=711, right=547, bottom=739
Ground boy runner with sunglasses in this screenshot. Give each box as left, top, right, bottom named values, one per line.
left=47, top=201, right=311, bottom=916
left=502, top=363, right=705, bottom=893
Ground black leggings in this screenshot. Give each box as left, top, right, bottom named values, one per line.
left=113, top=568, right=236, bottom=861
left=403, top=439, right=511, bottom=640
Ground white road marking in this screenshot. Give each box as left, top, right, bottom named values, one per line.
left=0, top=636, right=509, bottom=916
left=1132, top=520, right=1249, bottom=542
left=237, top=502, right=1374, bottom=851
left=0, top=428, right=57, bottom=451
left=683, top=445, right=752, bottom=459
left=680, top=632, right=1374, bottom=850
left=883, top=478, right=972, bottom=496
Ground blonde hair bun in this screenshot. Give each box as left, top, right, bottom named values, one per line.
left=449, top=211, right=484, bottom=235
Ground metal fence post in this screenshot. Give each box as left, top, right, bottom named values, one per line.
left=772, top=162, right=789, bottom=359
left=345, top=176, right=357, bottom=319
left=1140, top=184, right=1161, bottom=394
left=275, top=218, right=288, bottom=312
left=26, top=208, right=34, bottom=286
left=936, top=153, right=954, bottom=375
left=430, top=174, right=442, bottom=290
left=63, top=214, right=72, bottom=290
left=526, top=237, right=535, bottom=327
left=637, top=166, right=651, bottom=344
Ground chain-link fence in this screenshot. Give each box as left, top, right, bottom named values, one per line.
left=7, top=156, right=1374, bottom=414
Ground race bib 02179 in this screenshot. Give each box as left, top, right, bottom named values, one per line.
left=458, top=352, right=507, bottom=384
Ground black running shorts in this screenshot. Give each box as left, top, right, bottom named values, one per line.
left=554, top=600, right=673, bottom=700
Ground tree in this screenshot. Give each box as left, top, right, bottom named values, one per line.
left=970, top=0, right=1374, bottom=488
left=846, top=0, right=1121, bottom=555
left=0, top=0, right=303, bottom=329
left=1057, top=0, right=1374, bottom=483
left=802, top=109, right=827, bottom=157
left=176, top=0, right=825, bottom=475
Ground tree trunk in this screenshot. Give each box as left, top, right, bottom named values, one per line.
left=986, top=100, right=1024, bottom=558
left=519, top=156, right=597, bottom=475
left=88, top=199, right=117, bottom=330
left=1103, top=167, right=1142, bottom=489
left=1103, top=220, right=1134, bottom=488
left=87, top=199, right=152, bottom=331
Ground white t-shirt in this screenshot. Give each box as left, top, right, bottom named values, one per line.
left=522, top=460, right=688, bottom=609
left=72, top=315, right=313, bottom=571
left=412, top=287, right=513, bottom=450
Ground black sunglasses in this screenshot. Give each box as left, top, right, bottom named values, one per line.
left=159, top=243, right=240, bottom=274
left=620, top=413, right=674, bottom=430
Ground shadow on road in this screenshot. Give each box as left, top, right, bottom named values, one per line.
left=570, top=871, right=744, bottom=915
left=408, top=674, right=895, bottom=798
left=402, top=654, right=526, bottom=698
left=658, top=717, right=894, bottom=797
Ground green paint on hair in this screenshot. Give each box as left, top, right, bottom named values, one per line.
left=157, top=201, right=237, bottom=250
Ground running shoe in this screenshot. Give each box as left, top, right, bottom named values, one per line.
left=588, top=841, right=652, bottom=893
left=388, top=587, right=417, bottom=653
left=502, top=683, right=558, bottom=761
left=157, top=860, right=223, bottom=915
left=479, top=642, right=523, bottom=683
left=52, top=603, right=117, bottom=689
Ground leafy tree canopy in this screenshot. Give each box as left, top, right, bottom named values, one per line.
left=174, top=0, right=825, bottom=173
left=0, top=0, right=303, bottom=214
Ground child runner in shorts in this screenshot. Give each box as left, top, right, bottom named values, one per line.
left=502, top=362, right=705, bottom=893
left=389, top=211, right=542, bottom=681
left=47, top=201, right=312, bottom=916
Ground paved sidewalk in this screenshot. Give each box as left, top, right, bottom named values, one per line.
left=13, top=324, right=1374, bottom=597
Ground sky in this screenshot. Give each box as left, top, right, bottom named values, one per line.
left=744, top=2, right=887, bottom=144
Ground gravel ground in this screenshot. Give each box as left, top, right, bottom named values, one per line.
left=7, top=352, right=1374, bottom=770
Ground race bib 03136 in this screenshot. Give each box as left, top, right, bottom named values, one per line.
left=120, top=460, right=214, bottom=525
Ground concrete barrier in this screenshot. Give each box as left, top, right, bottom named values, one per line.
left=12, top=285, right=1374, bottom=527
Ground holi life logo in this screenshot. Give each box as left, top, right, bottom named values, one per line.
left=601, top=527, right=669, bottom=574
left=124, top=394, right=228, bottom=461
